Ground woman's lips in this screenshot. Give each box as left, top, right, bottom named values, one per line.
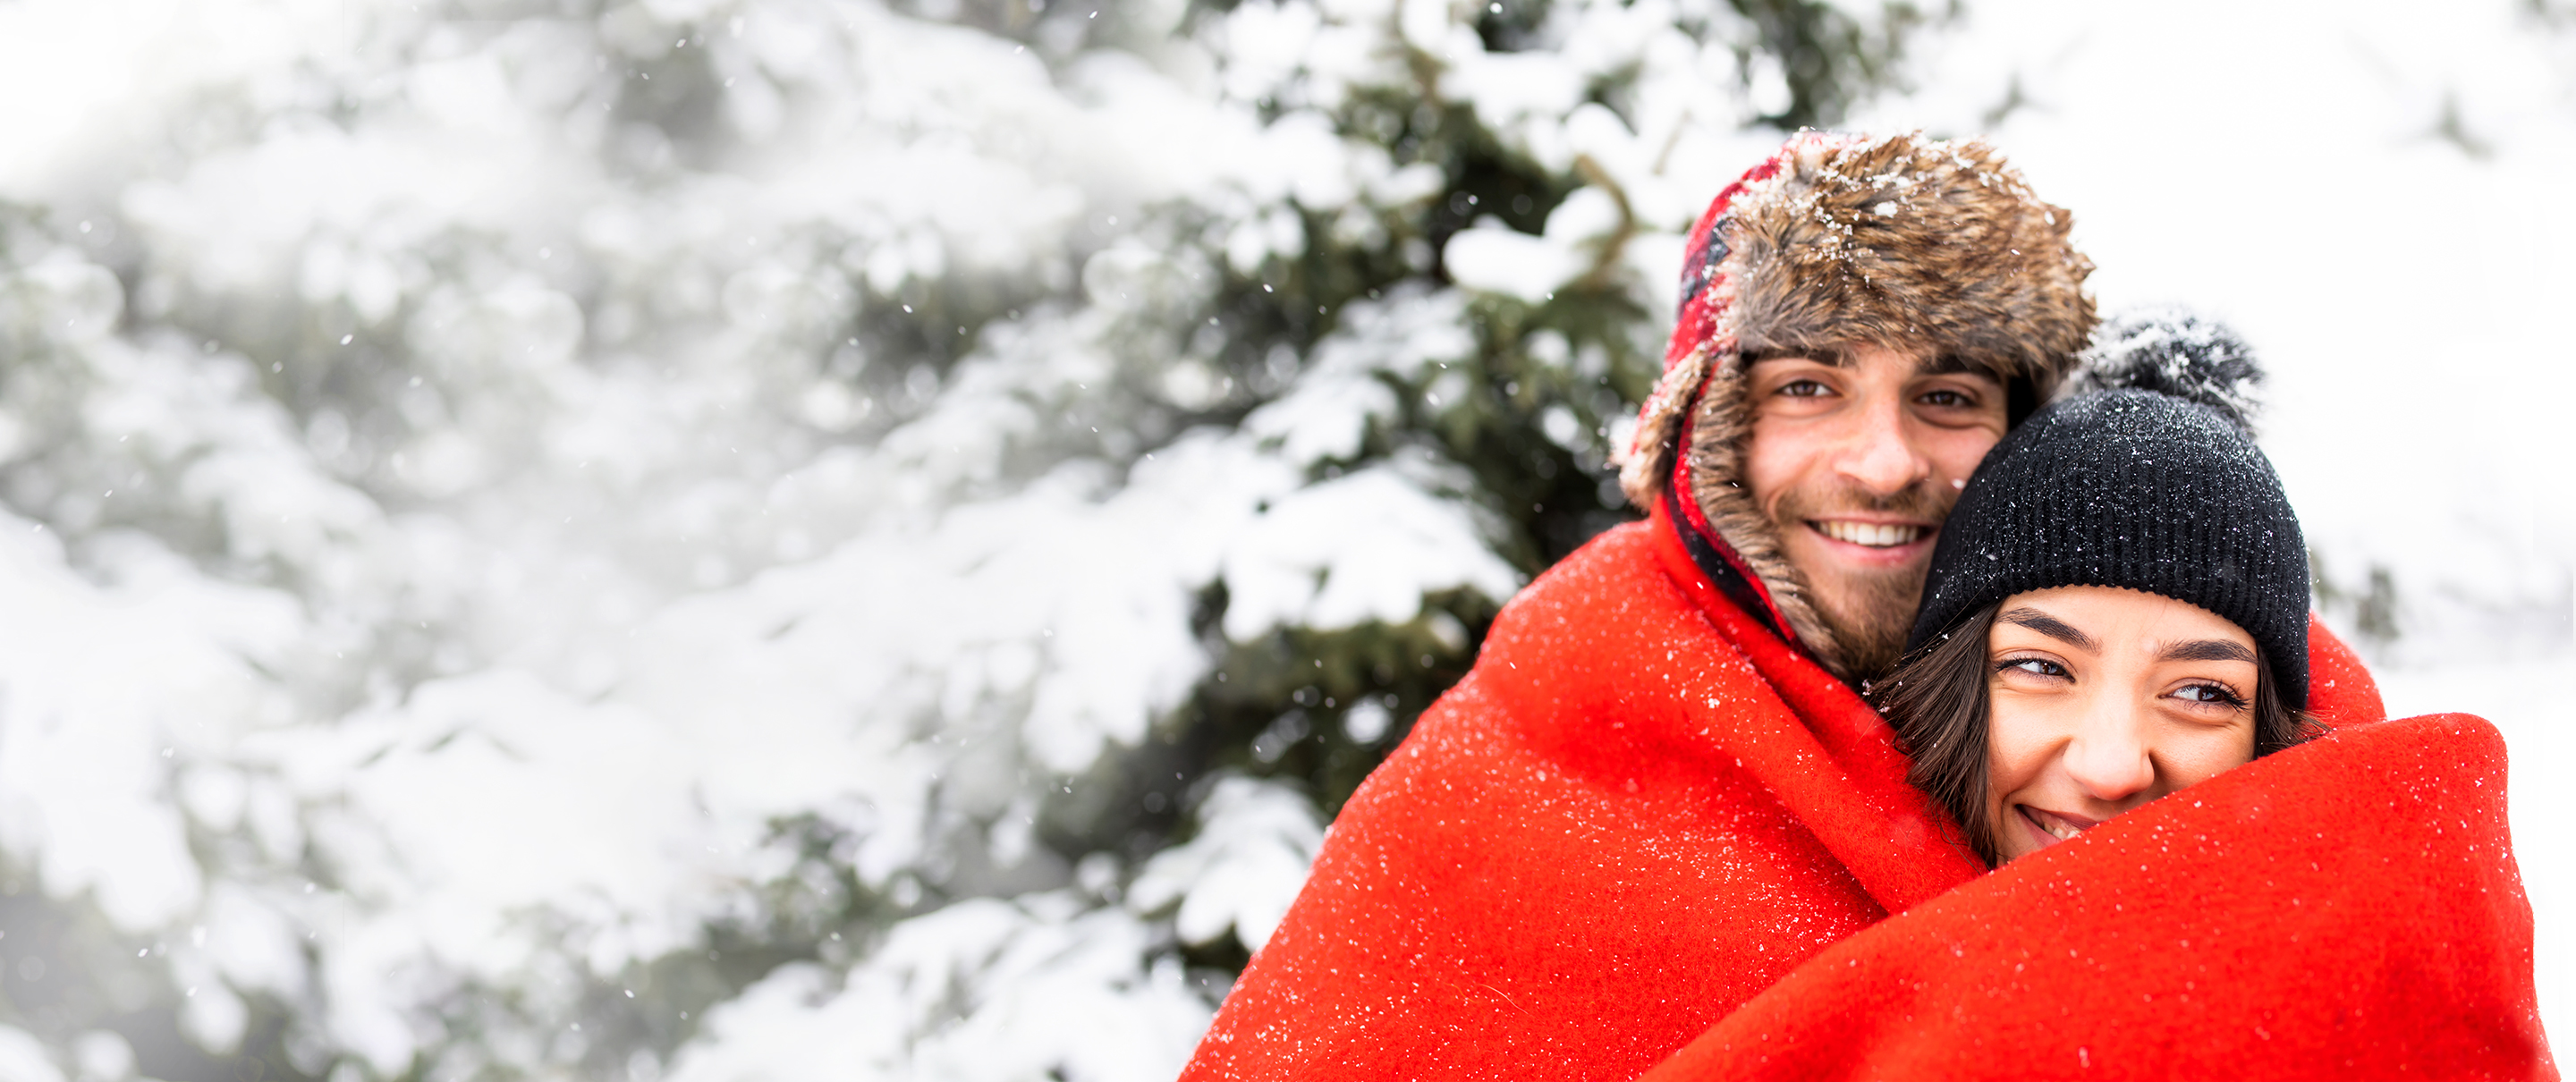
left=2018, top=805, right=2100, bottom=848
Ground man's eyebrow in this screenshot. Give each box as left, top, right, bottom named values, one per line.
left=2157, top=638, right=2259, bottom=664
left=1996, top=607, right=2099, bottom=653
left=1741, top=345, right=1845, bottom=367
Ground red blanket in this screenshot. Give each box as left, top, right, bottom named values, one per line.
left=1640, top=711, right=2552, bottom=1081
left=1180, top=508, right=2457, bottom=1081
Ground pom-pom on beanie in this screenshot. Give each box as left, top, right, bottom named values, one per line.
left=2061, top=306, right=2266, bottom=433
left=1905, top=315, right=2310, bottom=709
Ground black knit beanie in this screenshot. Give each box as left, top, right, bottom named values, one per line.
left=1905, top=310, right=2310, bottom=709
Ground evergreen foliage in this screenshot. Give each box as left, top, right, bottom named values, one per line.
left=0, top=0, right=1931, bottom=1078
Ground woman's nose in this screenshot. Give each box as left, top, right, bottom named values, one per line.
left=2062, top=714, right=2157, bottom=804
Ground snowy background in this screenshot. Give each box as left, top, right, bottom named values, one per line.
left=0, top=0, right=2563, bottom=1080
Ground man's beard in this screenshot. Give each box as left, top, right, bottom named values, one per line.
left=1771, top=481, right=1957, bottom=680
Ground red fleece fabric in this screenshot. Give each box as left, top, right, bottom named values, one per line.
left=1180, top=508, right=2419, bottom=1081
left=1639, top=712, right=2551, bottom=1081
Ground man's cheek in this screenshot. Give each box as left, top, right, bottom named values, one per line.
left=1928, top=428, right=2006, bottom=484
left=1742, top=413, right=1836, bottom=503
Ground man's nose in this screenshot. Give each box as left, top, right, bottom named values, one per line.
left=1832, top=393, right=1930, bottom=495
left=2062, top=708, right=2157, bottom=804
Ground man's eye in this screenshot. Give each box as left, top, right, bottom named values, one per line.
left=1778, top=379, right=1833, bottom=398
left=1918, top=388, right=1974, bottom=408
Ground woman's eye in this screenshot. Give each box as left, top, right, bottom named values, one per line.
left=1999, top=657, right=2065, bottom=679
left=1777, top=379, right=1833, bottom=398
left=2174, top=682, right=2245, bottom=707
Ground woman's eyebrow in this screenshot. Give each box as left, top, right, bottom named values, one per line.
left=1996, top=607, right=2097, bottom=652
left=2158, top=638, right=2259, bottom=664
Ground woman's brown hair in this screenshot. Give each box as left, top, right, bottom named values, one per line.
left=1874, top=600, right=2320, bottom=866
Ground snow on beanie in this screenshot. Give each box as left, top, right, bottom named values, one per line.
left=1905, top=315, right=2309, bottom=708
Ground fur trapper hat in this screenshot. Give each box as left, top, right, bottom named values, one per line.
left=1618, top=131, right=2097, bottom=675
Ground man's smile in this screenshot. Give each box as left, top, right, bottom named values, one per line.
left=1808, top=519, right=1931, bottom=549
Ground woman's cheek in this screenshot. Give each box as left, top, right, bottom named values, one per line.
left=2165, top=722, right=2258, bottom=786
left=1981, top=694, right=2053, bottom=795
left=1980, top=707, right=2045, bottom=831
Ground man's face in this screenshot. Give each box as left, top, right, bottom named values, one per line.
left=1742, top=342, right=2010, bottom=678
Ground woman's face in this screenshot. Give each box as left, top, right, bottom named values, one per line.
left=1984, top=585, right=2261, bottom=863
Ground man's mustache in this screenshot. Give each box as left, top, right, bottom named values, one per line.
left=1773, top=481, right=1956, bottom=525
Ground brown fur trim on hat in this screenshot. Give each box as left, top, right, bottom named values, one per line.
left=1720, top=132, right=2096, bottom=381
left=1616, top=346, right=1712, bottom=510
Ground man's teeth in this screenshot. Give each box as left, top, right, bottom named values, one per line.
left=1815, top=520, right=1924, bottom=547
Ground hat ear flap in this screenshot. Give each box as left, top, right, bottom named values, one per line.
left=1617, top=347, right=1711, bottom=511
